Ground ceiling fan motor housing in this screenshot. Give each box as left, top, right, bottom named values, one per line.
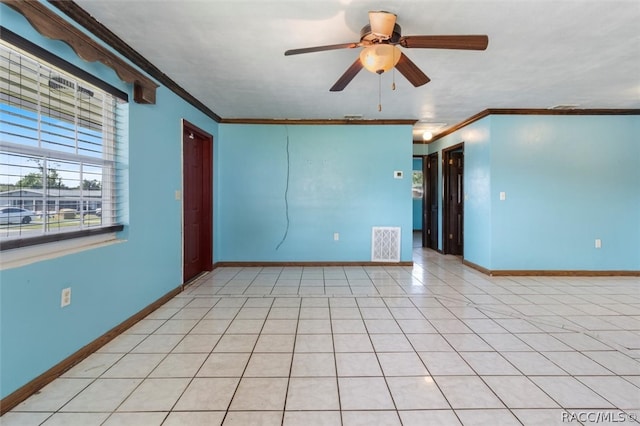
left=360, top=24, right=402, bottom=44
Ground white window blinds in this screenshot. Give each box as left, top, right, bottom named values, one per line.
left=0, top=41, right=125, bottom=243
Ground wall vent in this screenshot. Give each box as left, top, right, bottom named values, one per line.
left=549, top=104, right=579, bottom=110
left=371, top=227, right=401, bottom=262
left=344, top=114, right=363, bottom=120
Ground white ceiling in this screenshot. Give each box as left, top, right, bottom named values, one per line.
left=73, top=0, right=640, bottom=140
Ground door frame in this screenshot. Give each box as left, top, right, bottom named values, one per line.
left=442, top=142, right=464, bottom=255
left=412, top=155, right=425, bottom=245
left=181, top=119, right=213, bottom=285
left=423, top=152, right=439, bottom=250
left=415, top=155, right=426, bottom=248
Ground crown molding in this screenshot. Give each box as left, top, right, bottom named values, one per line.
left=43, top=0, right=222, bottom=120
left=220, top=118, right=418, bottom=125
left=415, top=108, right=640, bottom=144
left=2, top=0, right=158, bottom=104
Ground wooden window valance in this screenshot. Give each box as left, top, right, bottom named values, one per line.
left=2, top=0, right=158, bottom=104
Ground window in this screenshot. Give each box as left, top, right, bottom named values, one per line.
left=0, top=41, right=125, bottom=248
left=412, top=171, right=423, bottom=199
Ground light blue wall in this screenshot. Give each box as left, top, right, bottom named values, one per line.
left=412, top=157, right=423, bottom=230
left=490, top=114, right=640, bottom=270
left=216, top=124, right=414, bottom=262
left=413, top=144, right=429, bottom=156
left=415, top=113, right=640, bottom=271
left=423, top=117, right=493, bottom=266
left=0, top=4, right=218, bottom=399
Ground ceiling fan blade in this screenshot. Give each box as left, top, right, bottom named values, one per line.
left=285, top=42, right=359, bottom=56
left=399, top=35, right=489, bottom=50
left=395, top=53, right=430, bottom=87
left=330, top=58, right=364, bottom=92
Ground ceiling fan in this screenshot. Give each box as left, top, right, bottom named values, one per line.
left=284, top=11, right=488, bottom=92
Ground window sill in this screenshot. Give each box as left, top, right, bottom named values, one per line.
left=0, top=226, right=125, bottom=270
left=0, top=225, right=124, bottom=251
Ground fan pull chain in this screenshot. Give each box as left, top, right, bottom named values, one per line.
left=392, top=49, right=397, bottom=90
left=378, top=73, right=382, bottom=112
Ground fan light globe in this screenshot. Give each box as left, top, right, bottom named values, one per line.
left=359, top=45, right=401, bottom=74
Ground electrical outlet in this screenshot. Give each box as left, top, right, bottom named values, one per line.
left=61, top=287, right=71, bottom=308
left=334, top=232, right=340, bottom=241
left=595, top=239, right=602, bottom=249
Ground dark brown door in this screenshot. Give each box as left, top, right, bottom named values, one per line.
left=444, top=145, right=464, bottom=255
left=183, top=121, right=213, bottom=283
left=423, top=152, right=439, bottom=250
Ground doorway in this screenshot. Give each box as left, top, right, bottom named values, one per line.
left=182, top=120, right=213, bottom=283
left=443, top=144, right=464, bottom=255
left=423, top=152, right=439, bottom=250
left=412, top=156, right=424, bottom=247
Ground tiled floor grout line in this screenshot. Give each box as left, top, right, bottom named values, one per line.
left=423, top=295, right=533, bottom=425
left=325, top=287, right=345, bottom=426
left=110, top=294, right=224, bottom=425
left=382, top=294, right=464, bottom=426
left=5, top=256, right=640, bottom=426
left=118, top=295, right=218, bottom=425
left=412, top=283, right=640, bottom=359
left=81, top=295, right=196, bottom=425
left=447, top=289, right=638, bottom=417
left=156, top=296, right=223, bottom=424
left=439, top=299, right=558, bottom=425
left=405, top=296, right=479, bottom=423
left=409, top=278, right=637, bottom=421
left=278, top=292, right=301, bottom=426
left=219, top=294, right=275, bottom=424
left=353, top=296, right=403, bottom=425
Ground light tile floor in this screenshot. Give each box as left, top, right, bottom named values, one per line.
left=3, top=245, right=640, bottom=425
